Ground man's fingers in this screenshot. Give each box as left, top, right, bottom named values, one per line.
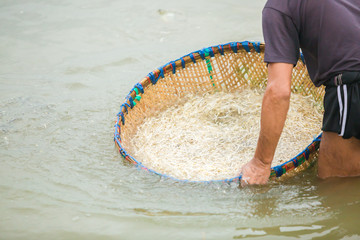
left=240, top=176, right=250, bottom=187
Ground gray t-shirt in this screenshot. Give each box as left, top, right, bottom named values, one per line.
left=262, top=0, right=360, bottom=86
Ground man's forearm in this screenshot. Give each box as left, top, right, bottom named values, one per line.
left=254, top=84, right=290, bottom=165
left=254, top=63, right=293, bottom=165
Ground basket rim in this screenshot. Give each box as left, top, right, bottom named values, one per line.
left=114, top=133, right=321, bottom=183
left=114, top=41, right=320, bottom=183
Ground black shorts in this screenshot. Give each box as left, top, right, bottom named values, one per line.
left=322, top=71, right=360, bottom=139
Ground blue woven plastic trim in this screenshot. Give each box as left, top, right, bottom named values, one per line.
left=272, top=133, right=321, bottom=178
left=135, top=82, right=144, bottom=93
left=199, top=50, right=205, bottom=60
left=190, top=53, right=196, bottom=63
left=181, top=58, right=185, bottom=68
left=242, top=41, right=250, bottom=52
left=170, top=61, right=176, bottom=74
left=148, top=72, right=157, bottom=84
left=120, top=102, right=131, bottom=114
left=252, top=42, right=261, bottom=53
left=137, top=41, right=263, bottom=87
left=230, top=42, right=238, bottom=53
left=218, top=44, right=224, bottom=55
left=126, top=95, right=134, bottom=108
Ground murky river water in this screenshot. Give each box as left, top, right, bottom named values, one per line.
left=1, top=0, right=359, bottom=239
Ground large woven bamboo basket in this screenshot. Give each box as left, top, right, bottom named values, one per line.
left=114, top=41, right=324, bottom=183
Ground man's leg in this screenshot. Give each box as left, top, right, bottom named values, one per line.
left=318, top=131, right=360, bottom=179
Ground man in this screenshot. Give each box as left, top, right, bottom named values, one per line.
left=241, top=0, right=360, bottom=185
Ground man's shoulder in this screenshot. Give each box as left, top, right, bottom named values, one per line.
left=264, top=0, right=299, bottom=17
left=264, top=0, right=289, bottom=11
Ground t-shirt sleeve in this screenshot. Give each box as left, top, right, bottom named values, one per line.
left=262, top=7, right=300, bottom=65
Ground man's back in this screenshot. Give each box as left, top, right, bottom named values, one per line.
left=263, top=0, right=360, bottom=86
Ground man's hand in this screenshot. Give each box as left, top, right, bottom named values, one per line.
left=240, top=157, right=271, bottom=187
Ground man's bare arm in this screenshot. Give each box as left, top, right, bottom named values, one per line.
left=240, top=62, right=293, bottom=185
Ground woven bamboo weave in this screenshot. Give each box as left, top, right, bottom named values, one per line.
left=114, top=41, right=325, bottom=183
